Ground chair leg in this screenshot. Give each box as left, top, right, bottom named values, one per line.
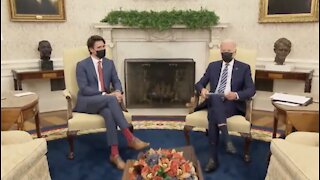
left=67, top=130, right=77, bottom=160
left=243, top=133, right=252, bottom=163
left=184, top=125, right=193, bottom=145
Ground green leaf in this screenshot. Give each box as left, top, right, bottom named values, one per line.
left=101, top=9, right=219, bottom=31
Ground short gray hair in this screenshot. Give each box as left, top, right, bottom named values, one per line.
left=220, top=39, right=237, bottom=48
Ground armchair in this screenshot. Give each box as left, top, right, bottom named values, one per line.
left=184, top=48, right=257, bottom=162
left=265, top=132, right=319, bottom=180
left=62, top=46, right=132, bottom=159
left=1, top=130, right=51, bottom=180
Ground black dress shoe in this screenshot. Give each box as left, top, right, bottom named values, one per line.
left=204, top=158, right=219, bottom=172
left=226, top=141, right=237, bottom=154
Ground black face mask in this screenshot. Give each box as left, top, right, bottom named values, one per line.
left=221, top=52, right=233, bottom=63
left=96, top=49, right=106, bottom=59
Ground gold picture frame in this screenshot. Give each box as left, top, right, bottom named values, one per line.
left=8, top=0, right=66, bottom=22
left=259, top=0, right=319, bottom=23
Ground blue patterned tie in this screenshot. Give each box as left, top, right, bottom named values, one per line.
left=217, top=63, right=229, bottom=93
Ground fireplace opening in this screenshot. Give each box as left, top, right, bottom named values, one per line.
left=124, top=59, right=195, bottom=108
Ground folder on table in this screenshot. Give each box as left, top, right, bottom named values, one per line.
left=270, top=93, right=313, bottom=106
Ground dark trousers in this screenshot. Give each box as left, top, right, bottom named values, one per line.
left=85, top=95, right=130, bottom=146
left=207, top=95, right=238, bottom=161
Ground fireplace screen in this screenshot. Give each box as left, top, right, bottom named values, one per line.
left=124, top=59, right=195, bottom=108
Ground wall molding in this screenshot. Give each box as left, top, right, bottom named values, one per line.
left=94, top=23, right=230, bottom=49
left=1, top=58, right=63, bottom=77
left=256, top=57, right=319, bottom=77
left=1, top=57, right=317, bottom=76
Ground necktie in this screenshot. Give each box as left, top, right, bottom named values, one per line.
left=97, top=61, right=105, bottom=92
left=217, top=63, right=229, bottom=94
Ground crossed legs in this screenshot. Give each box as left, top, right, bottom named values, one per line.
left=205, top=95, right=237, bottom=172
left=87, top=95, right=150, bottom=170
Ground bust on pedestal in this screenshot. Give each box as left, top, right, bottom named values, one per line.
left=38, top=40, right=53, bottom=70
left=266, top=38, right=294, bottom=72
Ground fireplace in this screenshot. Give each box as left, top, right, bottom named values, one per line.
left=124, top=59, right=195, bottom=108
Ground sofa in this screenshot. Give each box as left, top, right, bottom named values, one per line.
left=265, top=132, right=319, bottom=180
left=1, top=130, right=51, bottom=180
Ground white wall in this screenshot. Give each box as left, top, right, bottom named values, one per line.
left=1, top=0, right=318, bottom=112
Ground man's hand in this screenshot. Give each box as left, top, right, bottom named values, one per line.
left=201, top=88, right=209, bottom=99
left=225, top=92, right=238, bottom=101
left=108, top=91, right=123, bottom=103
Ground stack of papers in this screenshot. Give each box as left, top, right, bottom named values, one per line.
left=270, top=93, right=312, bottom=106
left=273, top=101, right=299, bottom=107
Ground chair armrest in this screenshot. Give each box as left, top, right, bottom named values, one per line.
left=1, top=131, right=33, bottom=145
left=120, top=101, right=128, bottom=112
left=186, top=90, right=200, bottom=113
left=63, top=89, right=72, bottom=99
left=285, top=132, right=319, bottom=146
left=63, top=89, right=73, bottom=119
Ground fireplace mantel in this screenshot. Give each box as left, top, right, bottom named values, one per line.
left=93, top=22, right=229, bottom=92
left=93, top=23, right=229, bottom=48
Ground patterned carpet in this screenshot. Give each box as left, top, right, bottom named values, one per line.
left=29, top=118, right=283, bottom=142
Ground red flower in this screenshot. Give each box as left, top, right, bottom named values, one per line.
left=167, top=169, right=177, bottom=177
left=153, top=176, right=164, bottom=180
left=182, top=163, right=191, bottom=173
left=151, top=165, right=161, bottom=175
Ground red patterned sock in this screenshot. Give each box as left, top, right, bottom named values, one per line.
left=122, top=128, right=134, bottom=143
left=111, top=145, right=119, bottom=157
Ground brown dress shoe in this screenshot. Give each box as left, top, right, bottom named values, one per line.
left=110, top=155, right=126, bottom=170
left=128, top=137, right=150, bottom=150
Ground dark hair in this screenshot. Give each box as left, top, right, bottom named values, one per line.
left=38, top=40, right=51, bottom=51
left=274, top=38, right=291, bottom=50
left=87, top=35, right=105, bottom=54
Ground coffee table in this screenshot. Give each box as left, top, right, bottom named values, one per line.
left=122, top=145, right=203, bottom=180
left=1, top=91, right=42, bottom=138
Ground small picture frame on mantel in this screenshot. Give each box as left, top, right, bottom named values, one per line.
left=259, top=0, right=319, bottom=23
left=8, top=0, right=66, bottom=22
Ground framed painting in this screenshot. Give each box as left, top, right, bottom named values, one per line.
left=259, top=0, right=319, bottom=23
left=8, top=0, right=66, bottom=22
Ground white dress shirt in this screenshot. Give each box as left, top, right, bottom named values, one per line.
left=91, top=55, right=104, bottom=92
left=214, top=59, right=239, bottom=99
left=215, top=59, right=234, bottom=94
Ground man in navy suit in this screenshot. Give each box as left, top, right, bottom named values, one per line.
left=74, top=35, right=150, bottom=170
left=195, top=39, right=256, bottom=172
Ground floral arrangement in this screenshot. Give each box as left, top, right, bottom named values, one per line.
left=129, top=148, right=198, bottom=180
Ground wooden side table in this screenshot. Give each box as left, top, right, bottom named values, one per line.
left=12, top=69, right=64, bottom=90
left=255, top=69, right=314, bottom=92
left=1, top=91, right=42, bottom=138
left=272, top=99, right=319, bottom=138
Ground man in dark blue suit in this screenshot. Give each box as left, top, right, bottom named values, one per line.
left=195, top=39, right=256, bottom=172
left=74, top=35, right=150, bottom=170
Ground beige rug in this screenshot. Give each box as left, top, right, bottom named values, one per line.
left=31, top=120, right=281, bottom=142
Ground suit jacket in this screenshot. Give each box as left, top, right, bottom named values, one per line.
left=194, top=59, right=256, bottom=115
left=73, top=56, right=122, bottom=112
